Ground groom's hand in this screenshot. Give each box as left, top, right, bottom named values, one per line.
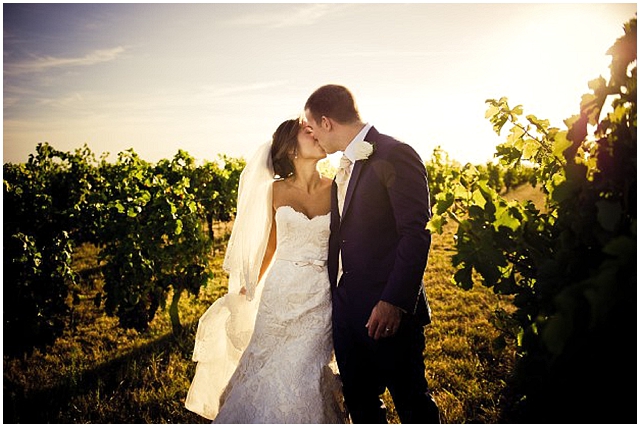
left=366, top=300, right=402, bottom=340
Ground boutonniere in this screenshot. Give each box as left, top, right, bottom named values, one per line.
left=353, top=140, right=374, bottom=161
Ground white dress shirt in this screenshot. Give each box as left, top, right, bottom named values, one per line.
left=337, top=123, right=372, bottom=284
left=342, top=123, right=373, bottom=174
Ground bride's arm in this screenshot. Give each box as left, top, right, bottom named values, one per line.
left=240, top=210, right=276, bottom=295
left=258, top=180, right=280, bottom=284
left=258, top=211, right=277, bottom=283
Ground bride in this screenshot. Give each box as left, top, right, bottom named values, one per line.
left=185, top=118, right=348, bottom=423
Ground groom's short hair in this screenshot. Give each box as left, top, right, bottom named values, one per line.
left=305, top=84, right=361, bottom=125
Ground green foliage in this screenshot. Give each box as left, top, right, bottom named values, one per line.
left=4, top=222, right=515, bottom=423
left=192, top=155, right=245, bottom=242
left=95, top=149, right=215, bottom=333
left=4, top=18, right=634, bottom=421
left=4, top=143, right=245, bottom=353
left=3, top=230, right=77, bottom=356
left=3, top=144, right=89, bottom=356
left=429, top=18, right=636, bottom=422
left=474, top=161, right=535, bottom=194
left=425, top=147, right=534, bottom=235
left=425, top=146, right=462, bottom=216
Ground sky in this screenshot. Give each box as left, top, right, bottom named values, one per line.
left=3, top=3, right=637, bottom=167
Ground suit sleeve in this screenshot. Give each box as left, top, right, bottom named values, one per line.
left=379, top=143, right=432, bottom=313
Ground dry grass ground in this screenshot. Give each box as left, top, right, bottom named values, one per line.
left=4, top=192, right=526, bottom=423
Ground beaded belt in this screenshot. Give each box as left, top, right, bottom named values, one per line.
left=277, top=258, right=327, bottom=272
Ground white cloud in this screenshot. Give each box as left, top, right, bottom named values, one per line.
left=197, top=81, right=289, bottom=98
left=322, top=50, right=476, bottom=58
left=226, top=4, right=350, bottom=29
left=4, top=46, right=126, bottom=75
left=37, top=92, right=86, bottom=109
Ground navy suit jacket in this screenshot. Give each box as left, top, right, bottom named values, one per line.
left=329, top=127, right=432, bottom=326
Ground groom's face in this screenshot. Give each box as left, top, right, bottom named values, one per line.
left=304, top=109, right=337, bottom=154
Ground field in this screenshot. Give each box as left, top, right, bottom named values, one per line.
left=4, top=190, right=537, bottom=423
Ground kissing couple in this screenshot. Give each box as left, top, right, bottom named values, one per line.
left=185, top=84, right=441, bottom=424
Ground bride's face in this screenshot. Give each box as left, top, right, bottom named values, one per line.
left=304, top=109, right=341, bottom=155
left=296, top=125, right=327, bottom=160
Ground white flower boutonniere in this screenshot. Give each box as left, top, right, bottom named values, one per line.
left=353, top=140, right=374, bottom=161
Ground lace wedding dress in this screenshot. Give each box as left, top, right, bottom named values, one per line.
left=186, top=205, right=348, bottom=423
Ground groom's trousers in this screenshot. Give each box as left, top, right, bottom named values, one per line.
left=332, top=283, right=441, bottom=424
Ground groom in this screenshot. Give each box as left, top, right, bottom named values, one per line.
left=304, top=85, right=440, bottom=423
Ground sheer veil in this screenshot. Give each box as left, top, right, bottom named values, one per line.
left=185, top=141, right=275, bottom=420
left=223, top=141, right=274, bottom=299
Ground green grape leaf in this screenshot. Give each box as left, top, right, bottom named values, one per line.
left=522, top=139, right=539, bottom=160
left=427, top=213, right=445, bottom=234
left=596, top=200, right=622, bottom=232
left=485, top=103, right=500, bottom=119
left=602, top=235, right=636, bottom=258
left=434, top=191, right=454, bottom=214
left=127, top=206, right=139, bottom=218
left=506, top=126, right=525, bottom=146
left=495, top=205, right=520, bottom=231
left=551, top=132, right=572, bottom=158
left=541, top=312, right=572, bottom=355
left=453, top=266, right=473, bottom=290
left=472, top=188, right=486, bottom=208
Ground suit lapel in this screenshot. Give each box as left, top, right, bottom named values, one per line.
left=340, top=126, right=379, bottom=221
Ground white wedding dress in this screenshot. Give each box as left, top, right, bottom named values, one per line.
left=186, top=205, right=348, bottom=423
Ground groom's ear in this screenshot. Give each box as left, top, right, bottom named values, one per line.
left=321, top=116, right=333, bottom=131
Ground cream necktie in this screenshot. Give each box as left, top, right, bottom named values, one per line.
left=335, top=154, right=352, bottom=284
left=336, top=154, right=352, bottom=216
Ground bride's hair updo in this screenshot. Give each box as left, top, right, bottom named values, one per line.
left=270, top=118, right=301, bottom=179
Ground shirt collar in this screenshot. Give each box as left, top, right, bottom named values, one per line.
left=344, top=123, right=373, bottom=163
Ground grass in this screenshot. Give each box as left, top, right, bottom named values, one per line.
left=416, top=221, right=515, bottom=424
left=4, top=195, right=524, bottom=423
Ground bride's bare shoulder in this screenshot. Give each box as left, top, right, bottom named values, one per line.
left=272, top=178, right=288, bottom=204
left=272, top=177, right=288, bottom=191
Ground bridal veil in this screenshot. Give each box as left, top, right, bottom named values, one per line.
left=185, top=141, right=274, bottom=420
